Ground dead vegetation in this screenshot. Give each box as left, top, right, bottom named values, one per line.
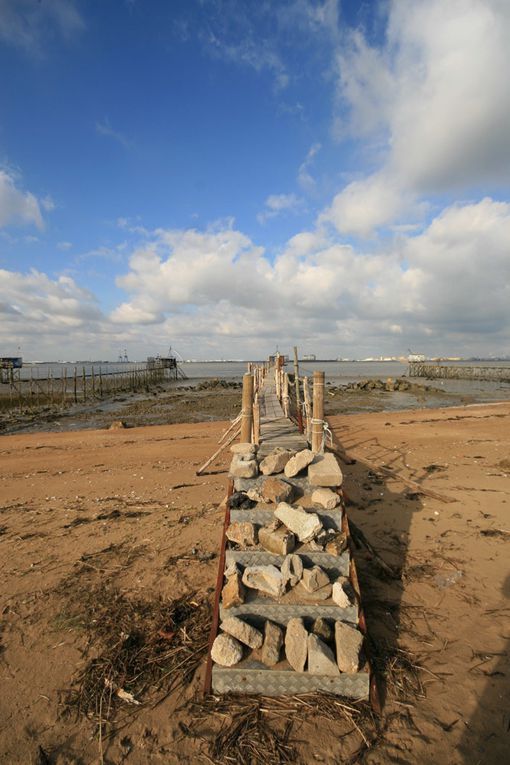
left=59, top=579, right=210, bottom=735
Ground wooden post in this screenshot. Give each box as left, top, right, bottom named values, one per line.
left=82, top=367, right=86, bottom=402
left=311, top=370, right=325, bottom=454
left=73, top=367, right=78, bottom=403
left=303, top=375, right=311, bottom=442
left=293, top=346, right=303, bottom=431
left=240, top=372, right=254, bottom=443
left=282, top=372, right=289, bottom=417
left=253, top=398, right=260, bottom=445
left=91, top=366, right=96, bottom=398
left=62, top=368, right=67, bottom=407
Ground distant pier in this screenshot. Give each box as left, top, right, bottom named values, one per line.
left=408, top=362, right=510, bottom=382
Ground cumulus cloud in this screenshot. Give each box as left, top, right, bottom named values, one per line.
left=329, top=0, right=510, bottom=235
left=0, top=170, right=45, bottom=229
left=107, top=197, right=510, bottom=357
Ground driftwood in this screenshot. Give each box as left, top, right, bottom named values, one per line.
left=218, top=413, right=241, bottom=444
left=196, top=426, right=241, bottom=476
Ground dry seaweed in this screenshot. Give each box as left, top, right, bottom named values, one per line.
left=60, top=582, right=210, bottom=733
left=188, top=692, right=380, bottom=765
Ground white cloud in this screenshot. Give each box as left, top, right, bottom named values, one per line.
left=297, top=142, right=321, bottom=192
left=2, top=197, right=510, bottom=359
left=257, top=193, right=304, bottom=224
left=95, top=118, right=133, bottom=149
left=0, top=0, right=84, bottom=51
left=0, top=170, right=45, bottom=229
left=330, top=0, right=510, bottom=235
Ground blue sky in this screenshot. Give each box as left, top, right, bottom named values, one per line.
left=1, top=0, right=510, bottom=360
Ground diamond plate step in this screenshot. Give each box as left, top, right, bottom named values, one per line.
left=219, top=601, right=358, bottom=625
left=212, top=665, right=370, bottom=698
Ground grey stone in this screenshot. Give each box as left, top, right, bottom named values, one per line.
left=335, top=621, right=363, bottom=672
left=312, top=617, right=333, bottom=643
left=284, top=449, right=315, bottom=478
left=261, top=621, right=283, bottom=666
left=261, top=477, right=293, bottom=504
left=312, top=487, right=340, bottom=510
left=221, top=572, right=245, bottom=609
left=260, top=448, right=293, bottom=476
left=295, top=582, right=332, bottom=601
left=301, top=565, right=330, bottom=593
left=308, top=454, right=343, bottom=487
left=226, top=521, right=258, bottom=547
left=307, top=634, right=340, bottom=676
left=221, top=616, right=263, bottom=649
left=274, top=502, right=323, bottom=543
left=258, top=525, right=295, bottom=555
left=229, top=455, right=259, bottom=479
left=332, top=577, right=354, bottom=608
left=285, top=617, right=308, bottom=671
left=281, top=553, right=303, bottom=587
left=211, top=633, right=243, bottom=666
left=231, top=443, right=258, bottom=456
left=242, top=565, right=286, bottom=598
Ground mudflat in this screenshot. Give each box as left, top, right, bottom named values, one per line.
left=0, top=403, right=509, bottom=764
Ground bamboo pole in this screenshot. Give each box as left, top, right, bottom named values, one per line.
left=196, top=425, right=241, bottom=475
left=303, top=375, right=311, bottom=442
left=240, top=372, right=254, bottom=443
left=293, top=346, right=303, bottom=431
left=218, top=412, right=242, bottom=444
left=282, top=372, right=290, bottom=417
left=253, top=399, right=260, bottom=445
left=311, top=370, right=325, bottom=454
left=73, top=367, right=77, bottom=403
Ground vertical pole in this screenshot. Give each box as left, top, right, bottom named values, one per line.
left=293, top=346, right=303, bottom=431
left=99, top=367, right=103, bottom=398
left=240, top=372, right=254, bottom=443
left=253, top=398, right=260, bottom=445
left=311, top=370, right=325, bottom=454
left=82, top=367, right=86, bottom=402
left=282, top=372, right=290, bottom=417
left=303, top=376, right=311, bottom=443
left=74, top=367, right=77, bottom=403
left=91, top=366, right=96, bottom=398
left=62, top=368, right=67, bottom=407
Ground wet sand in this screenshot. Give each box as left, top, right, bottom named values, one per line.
left=0, top=401, right=509, bottom=763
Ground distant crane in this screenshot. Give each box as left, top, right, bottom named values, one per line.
left=118, top=349, right=129, bottom=363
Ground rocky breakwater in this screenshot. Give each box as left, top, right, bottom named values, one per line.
left=210, top=444, right=370, bottom=697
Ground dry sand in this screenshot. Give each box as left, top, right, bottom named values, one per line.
left=0, top=402, right=509, bottom=764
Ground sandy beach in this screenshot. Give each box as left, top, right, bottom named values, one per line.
left=0, top=400, right=509, bottom=764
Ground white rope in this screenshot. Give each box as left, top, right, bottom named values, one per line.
left=310, top=418, right=333, bottom=451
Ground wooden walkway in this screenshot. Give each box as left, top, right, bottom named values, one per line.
left=257, top=379, right=308, bottom=457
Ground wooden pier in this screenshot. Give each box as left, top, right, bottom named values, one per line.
left=204, top=355, right=373, bottom=702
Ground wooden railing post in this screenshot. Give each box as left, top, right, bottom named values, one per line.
left=293, top=345, right=303, bottom=431
left=311, top=370, right=325, bottom=453
left=240, top=372, right=254, bottom=443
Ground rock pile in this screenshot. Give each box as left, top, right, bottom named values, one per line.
left=211, top=613, right=364, bottom=674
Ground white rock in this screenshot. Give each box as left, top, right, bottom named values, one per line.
left=274, top=502, right=323, bottom=543
left=260, top=448, right=293, bottom=476
left=231, top=443, right=258, bottom=456
left=335, top=621, right=363, bottom=672
left=301, top=565, right=330, bottom=593
left=332, top=577, right=354, bottom=608
left=285, top=618, right=308, bottom=671
left=311, top=487, right=340, bottom=510
left=229, top=455, right=258, bottom=479
left=211, top=633, right=243, bottom=666
left=242, top=565, right=286, bottom=598
left=284, top=449, right=315, bottom=478
left=308, top=634, right=340, bottom=676
left=261, top=621, right=283, bottom=666
left=308, top=454, right=343, bottom=487
left=221, top=616, right=263, bottom=649
left=281, top=554, right=303, bottom=587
